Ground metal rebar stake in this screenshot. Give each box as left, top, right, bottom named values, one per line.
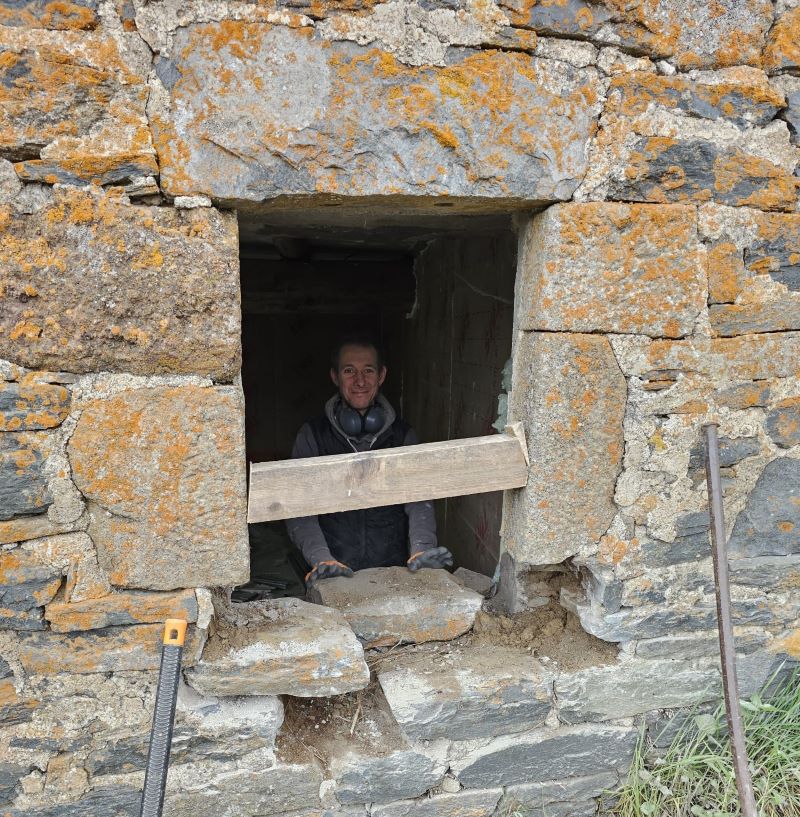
left=703, top=423, right=757, bottom=817
left=139, top=619, right=187, bottom=817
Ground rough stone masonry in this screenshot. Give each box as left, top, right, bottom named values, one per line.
left=1, top=0, right=799, bottom=814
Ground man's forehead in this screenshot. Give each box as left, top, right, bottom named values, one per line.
left=338, top=344, right=379, bottom=367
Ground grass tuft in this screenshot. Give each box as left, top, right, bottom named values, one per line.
left=600, top=666, right=800, bottom=817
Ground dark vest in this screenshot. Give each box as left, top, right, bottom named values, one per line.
left=308, top=415, right=410, bottom=571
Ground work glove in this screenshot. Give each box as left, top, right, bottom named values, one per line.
left=407, top=546, right=454, bottom=572
left=305, top=559, right=354, bottom=588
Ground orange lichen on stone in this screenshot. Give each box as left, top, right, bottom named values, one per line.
left=772, top=628, right=800, bottom=658
left=713, top=152, right=800, bottom=212
left=68, top=385, right=248, bottom=591
left=705, top=241, right=744, bottom=303
left=16, top=623, right=202, bottom=675
left=45, top=588, right=198, bottom=632
left=763, top=7, right=800, bottom=72
left=519, top=202, right=703, bottom=337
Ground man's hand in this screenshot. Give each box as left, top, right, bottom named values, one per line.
left=407, top=546, right=454, bottom=572
left=305, top=560, right=354, bottom=588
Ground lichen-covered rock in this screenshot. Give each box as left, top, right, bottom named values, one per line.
left=0, top=381, right=70, bottom=431
left=766, top=398, right=800, bottom=448
left=0, top=24, right=153, bottom=177
left=505, top=0, right=773, bottom=70
left=764, top=7, right=800, bottom=74
left=45, top=589, right=198, bottom=632
left=68, top=385, right=248, bottom=591
left=607, top=138, right=798, bottom=211
left=580, top=69, right=798, bottom=210
left=516, top=203, right=703, bottom=336
left=185, top=598, right=370, bottom=697
left=728, top=457, right=800, bottom=558
left=0, top=187, right=241, bottom=379
left=378, top=646, right=552, bottom=740
left=0, top=431, right=52, bottom=520
left=0, top=544, right=62, bottom=630
left=0, top=0, right=99, bottom=30
left=0, top=513, right=71, bottom=546
left=450, top=724, right=637, bottom=788
left=7, top=532, right=109, bottom=604
left=699, top=204, right=800, bottom=336
left=603, top=68, right=784, bottom=128
left=16, top=623, right=201, bottom=675
left=153, top=21, right=603, bottom=203
left=503, top=332, right=625, bottom=566
left=311, top=567, right=483, bottom=647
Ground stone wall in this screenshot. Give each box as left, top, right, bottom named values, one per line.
left=1, top=0, right=800, bottom=814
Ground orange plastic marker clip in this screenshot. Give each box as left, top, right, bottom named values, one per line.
left=163, top=619, right=188, bottom=647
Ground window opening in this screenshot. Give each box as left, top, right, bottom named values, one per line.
left=235, top=208, right=518, bottom=601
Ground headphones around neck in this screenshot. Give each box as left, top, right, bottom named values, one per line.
left=336, top=400, right=385, bottom=437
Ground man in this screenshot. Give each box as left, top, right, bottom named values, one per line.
left=286, top=337, right=453, bottom=586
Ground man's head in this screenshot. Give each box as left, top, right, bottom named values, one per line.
left=330, top=338, right=387, bottom=412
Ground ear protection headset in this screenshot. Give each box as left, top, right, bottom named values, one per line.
left=336, top=401, right=385, bottom=437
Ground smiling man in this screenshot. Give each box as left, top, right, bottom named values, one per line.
left=286, top=336, right=453, bottom=587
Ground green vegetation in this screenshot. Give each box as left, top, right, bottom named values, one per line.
left=601, top=666, right=800, bottom=817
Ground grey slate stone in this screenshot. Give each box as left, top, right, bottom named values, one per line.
left=2, top=786, right=140, bottom=816
left=640, top=511, right=711, bottom=568
left=450, top=725, right=637, bottom=788
left=729, top=458, right=800, bottom=557
left=505, top=773, right=617, bottom=809
left=730, top=555, right=800, bottom=588
left=766, top=401, right=800, bottom=448
left=634, top=630, right=768, bottom=659
left=161, top=756, right=324, bottom=817
left=0, top=761, right=29, bottom=806
left=370, top=788, right=503, bottom=817
left=378, top=646, right=552, bottom=741
left=555, top=660, right=720, bottom=723
left=563, top=589, right=718, bottom=642
left=331, top=748, right=445, bottom=804
left=0, top=433, right=51, bottom=519
left=312, top=567, right=482, bottom=648
left=688, top=436, right=761, bottom=470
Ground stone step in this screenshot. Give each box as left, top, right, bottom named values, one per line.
left=378, top=645, right=553, bottom=740
left=184, top=598, right=370, bottom=697
left=311, top=567, right=483, bottom=648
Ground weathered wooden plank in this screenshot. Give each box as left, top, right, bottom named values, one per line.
left=247, top=426, right=529, bottom=523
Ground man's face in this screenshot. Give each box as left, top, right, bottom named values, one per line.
left=331, top=344, right=387, bottom=411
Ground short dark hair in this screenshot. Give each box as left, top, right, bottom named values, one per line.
left=330, top=336, right=385, bottom=370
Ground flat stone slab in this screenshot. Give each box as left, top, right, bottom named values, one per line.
left=331, top=747, right=446, bottom=805
left=555, top=659, right=720, bottom=723
left=378, top=646, right=552, bottom=740
left=69, top=385, right=249, bottom=591
left=371, top=787, right=502, bottom=817
left=312, top=567, right=483, bottom=647
left=154, top=22, right=603, bottom=203
left=185, top=598, right=370, bottom=697
left=450, top=724, right=637, bottom=789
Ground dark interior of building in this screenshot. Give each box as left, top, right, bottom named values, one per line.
left=236, top=202, right=519, bottom=599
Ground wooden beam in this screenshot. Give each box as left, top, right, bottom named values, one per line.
left=247, top=425, right=529, bottom=523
